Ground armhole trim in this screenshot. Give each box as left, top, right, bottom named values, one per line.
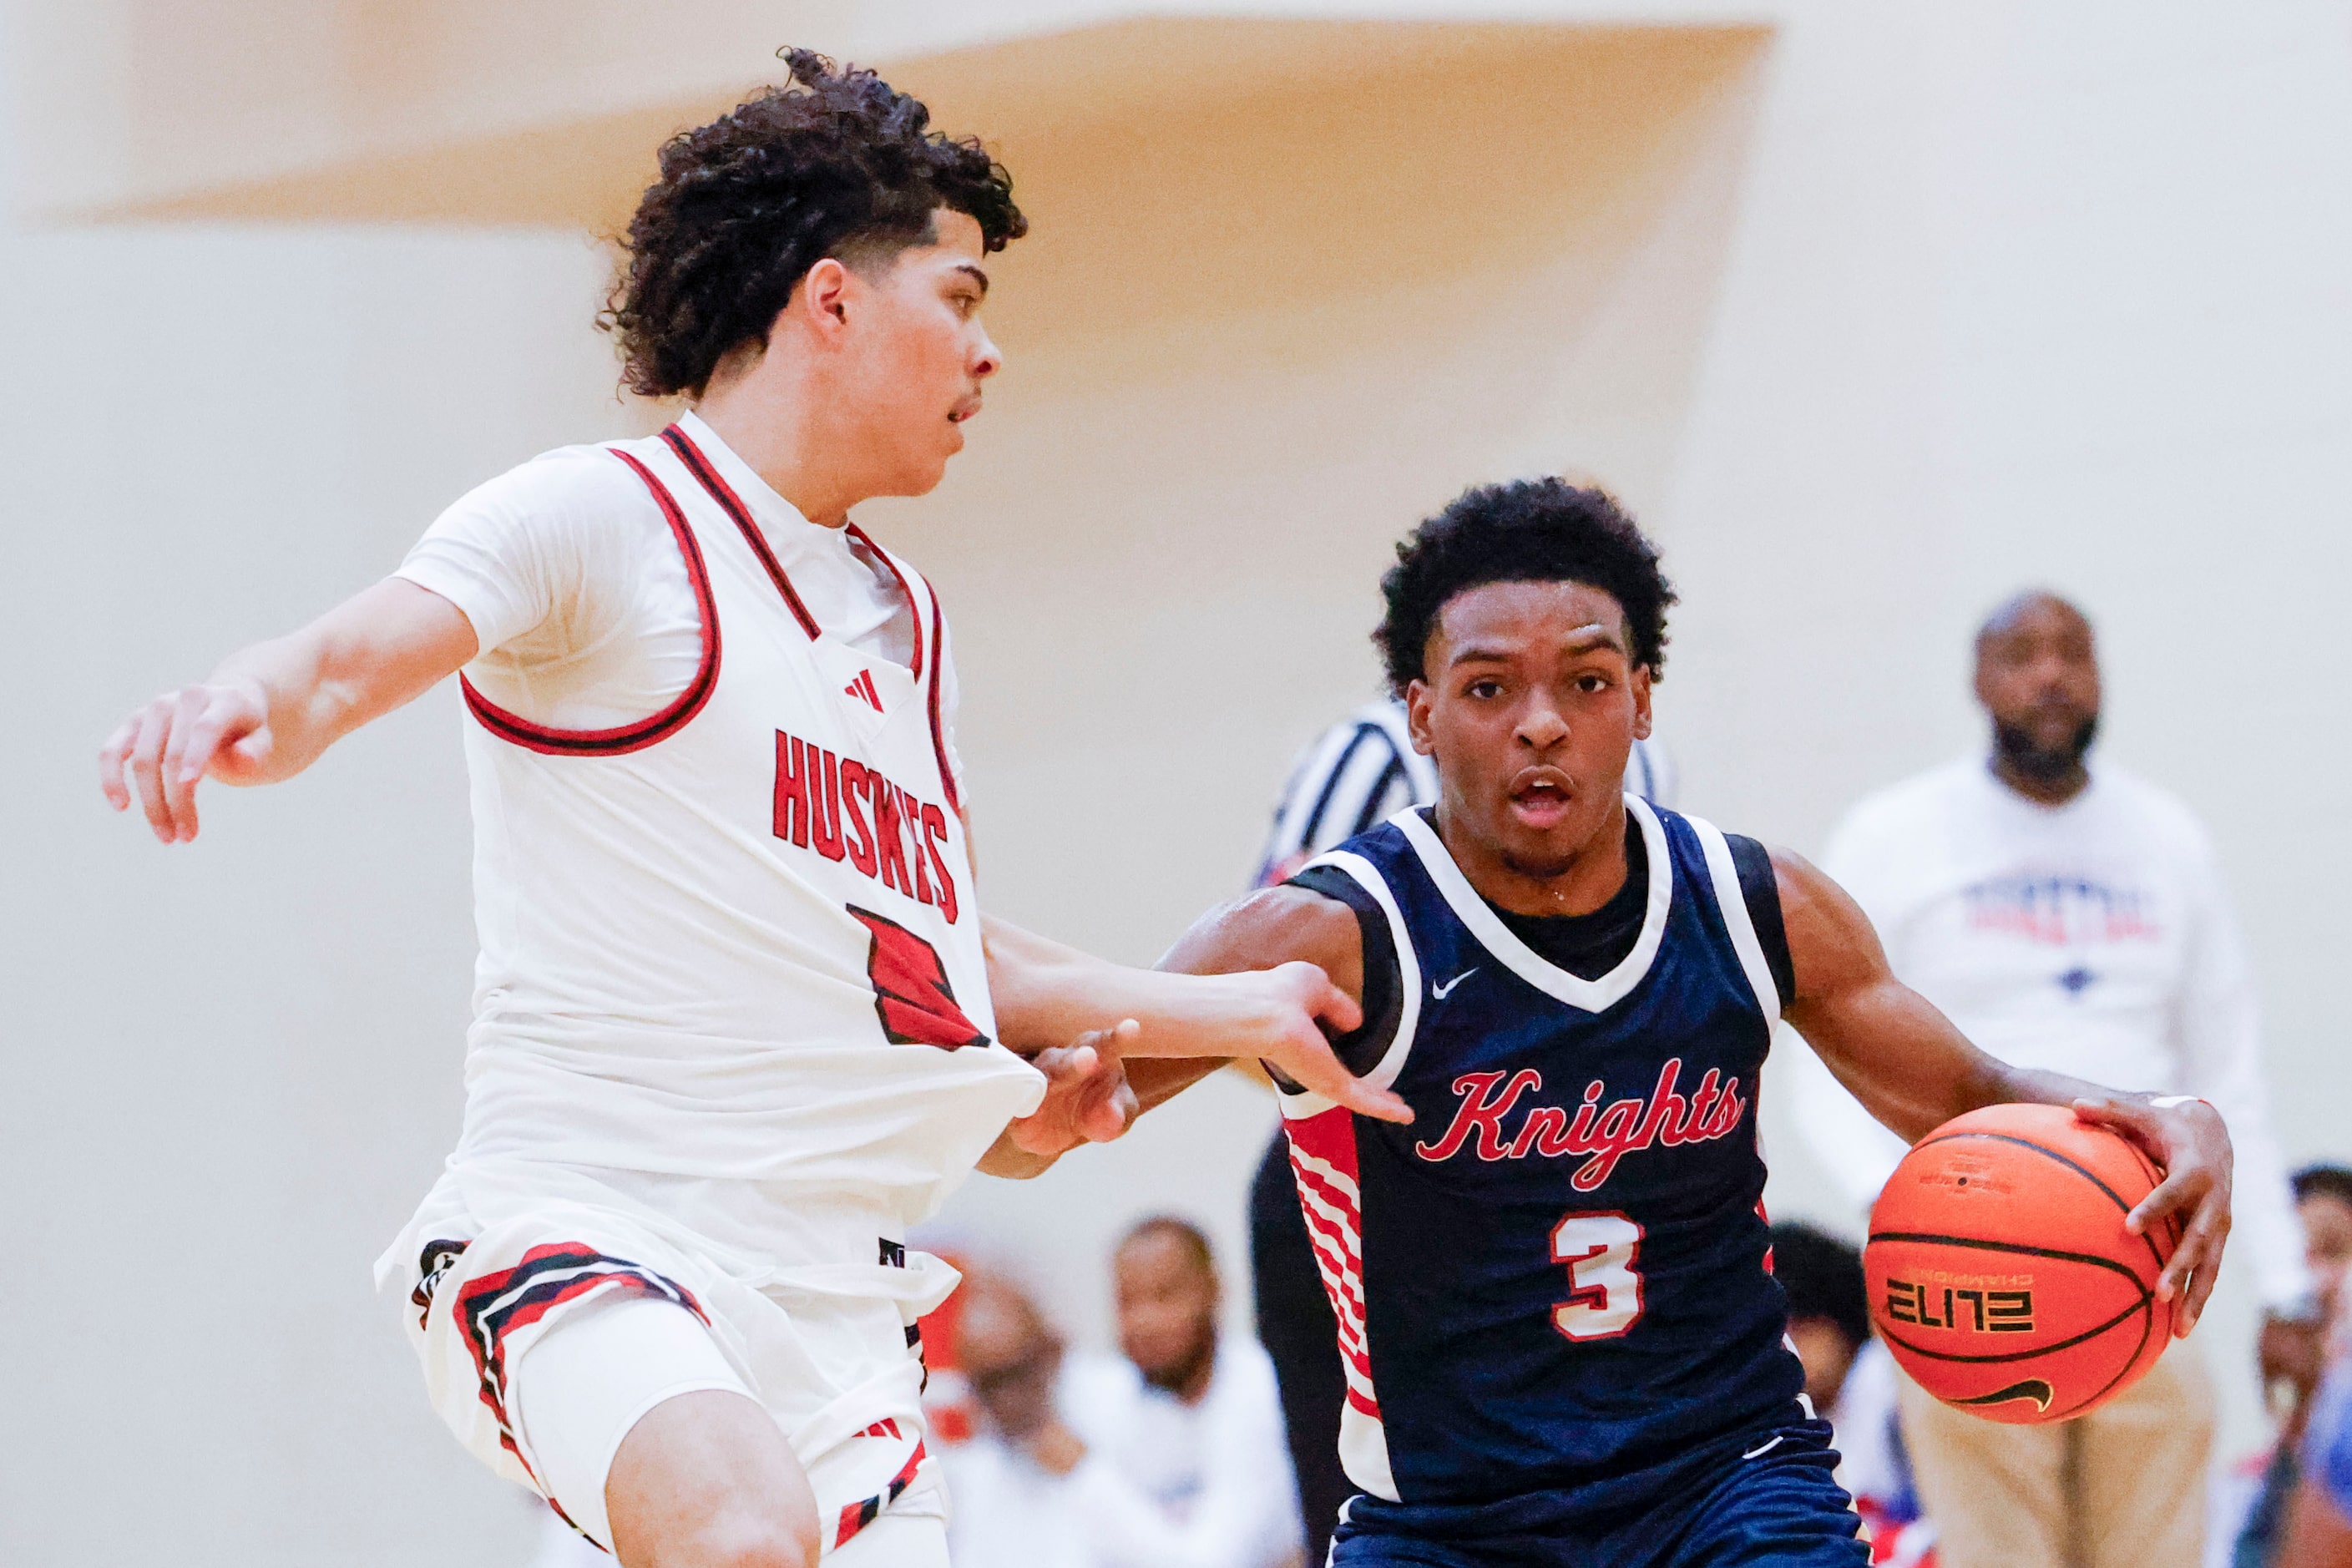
left=1292, top=849, right=1422, bottom=1095
left=660, top=425, right=822, bottom=641
left=458, top=447, right=722, bottom=756
left=1686, top=812, right=1783, bottom=1021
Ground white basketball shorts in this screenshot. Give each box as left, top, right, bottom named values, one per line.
left=397, top=1204, right=946, bottom=1559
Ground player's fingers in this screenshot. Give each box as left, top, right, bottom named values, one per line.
left=169, top=685, right=255, bottom=785
left=2155, top=1189, right=2225, bottom=1306
left=127, top=706, right=176, bottom=841
left=1271, top=960, right=1362, bottom=1037
left=158, top=688, right=215, bottom=838
left=2125, top=1163, right=2201, bottom=1237
left=2071, top=1096, right=2164, bottom=1161
left=1080, top=1075, right=1138, bottom=1144
left=99, top=716, right=140, bottom=809
left=1279, top=1039, right=1410, bottom=1123
left=1316, top=974, right=1363, bottom=1036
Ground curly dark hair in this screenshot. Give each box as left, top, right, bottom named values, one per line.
left=1769, top=1222, right=1872, bottom=1349
left=1373, top=478, right=1676, bottom=695
left=600, top=48, right=1028, bottom=398
left=2294, top=1164, right=2352, bottom=1209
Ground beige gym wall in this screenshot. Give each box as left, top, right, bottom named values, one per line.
left=8, top=5, right=2351, bottom=1564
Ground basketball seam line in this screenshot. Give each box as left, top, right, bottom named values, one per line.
left=1904, top=1130, right=2171, bottom=1276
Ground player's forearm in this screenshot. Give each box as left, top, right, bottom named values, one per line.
left=974, top=1125, right=1059, bottom=1179
left=983, top=914, right=1259, bottom=1058
left=213, top=578, right=478, bottom=782
left=203, top=630, right=352, bottom=781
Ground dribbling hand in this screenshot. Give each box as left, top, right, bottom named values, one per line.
left=99, top=677, right=274, bottom=843
left=2072, top=1095, right=2233, bottom=1335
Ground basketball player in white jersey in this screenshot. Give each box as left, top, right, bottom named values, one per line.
left=97, top=53, right=1404, bottom=1568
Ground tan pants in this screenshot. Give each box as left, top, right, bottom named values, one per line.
left=1895, top=1348, right=2213, bottom=1568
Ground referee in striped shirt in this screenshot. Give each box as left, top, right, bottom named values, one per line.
left=1247, top=697, right=1674, bottom=1560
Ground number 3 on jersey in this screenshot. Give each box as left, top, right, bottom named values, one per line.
left=1551, top=1211, right=1646, bottom=1341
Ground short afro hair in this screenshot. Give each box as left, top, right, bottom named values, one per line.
left=1374, top=478, right=1676, bottom=697
left=1769, top=1222, right=1871, bottom=1349
left=2295, top=1164, right=2352, bottom=1210
left=600, top=48, right=1027, bottom=398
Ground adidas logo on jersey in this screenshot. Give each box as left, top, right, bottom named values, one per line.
left=845, top=670, right=885, bottom=713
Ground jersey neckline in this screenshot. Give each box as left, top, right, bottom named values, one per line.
left=1392, top=795, right=1673, bottom=1013
left=661, top=421, right=928, bottom=683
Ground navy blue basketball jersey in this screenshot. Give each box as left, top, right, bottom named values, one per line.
left=1279, top=797, right=1806, bottom=1521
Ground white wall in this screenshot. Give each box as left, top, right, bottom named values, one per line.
left=7, top=5, right=2352, bottom=1564
left=0, top=211, right=627, bottom=1559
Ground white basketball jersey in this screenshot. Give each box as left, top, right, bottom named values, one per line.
left=426, top=422, right=1044, bottom=1272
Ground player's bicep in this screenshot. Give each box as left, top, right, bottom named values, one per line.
left=308, top=577, right=479, bottom=734
left=1159, top=887, right=1365, bottom=1004
left=1774, top=846, right=2005, bottom=1141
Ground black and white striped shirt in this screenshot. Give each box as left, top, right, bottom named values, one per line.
left=1252, top=699, right=1676, bottom=888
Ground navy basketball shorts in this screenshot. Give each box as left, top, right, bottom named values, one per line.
left=1330, top=1420, right=1869, bottom=1568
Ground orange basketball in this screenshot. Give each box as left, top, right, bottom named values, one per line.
left=1864, top=1103, right=2177, bottom=1425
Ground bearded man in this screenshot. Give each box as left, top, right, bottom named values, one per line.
left=1803, top=590, right=2317, bottom=1568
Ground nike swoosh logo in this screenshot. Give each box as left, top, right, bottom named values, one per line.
left=1432, top=969, right=1477, bottom=999
left=1741, top=1436, right=1784, bottom=1461
left=1951, top=1378, right=2054, bottom=1414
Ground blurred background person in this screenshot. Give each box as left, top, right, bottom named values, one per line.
left=2274, top=1362, right=2352, bottom=1568
left=1247, top=691, right=1672, bottom=1560
left=1062, top=1217, right=1304, bottom=1568
left=1801, top=590, right=2318, bottom=1568
left=945, top=1268, right=1096, bottom=1568
left=947, top=1226, right=1302, bottom=1568
left=2229, top=1166, right=2352, bottom=1568
left=1772, top=1222, right=1938, bottom=1568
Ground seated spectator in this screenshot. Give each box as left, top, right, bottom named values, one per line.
left=1773, top=1222, right=1938, bottom=1567
left=947, top=1267, right=1097, bottom=1568
left=2278, top=1363, right=2352, bottom=1568
left=2234, top=1166, right=2352, bottom=1568
left=945, top=1224, right=1304, bottom=1568
left=1061, top=1218, right=1302, bottom=1568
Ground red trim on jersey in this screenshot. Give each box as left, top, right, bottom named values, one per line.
left=923, top=587, right=959, bottom=813
left=660, top=425, right=823, bottom=640
left=833, top=1434, right=928, bottom=1549
left=843, top=522, right=925, bottom=680
left=458, top=448, right=721, bottom=756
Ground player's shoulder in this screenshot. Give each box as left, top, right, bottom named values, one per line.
left=436, top=439, right=665, bottom=534
left=1219, top=878, right=1368, bottom=964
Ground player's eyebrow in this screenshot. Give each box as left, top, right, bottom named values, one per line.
left=952, top=262, right=990, bottom=296
left=1448, top=623, right=1623, bottom=666
left=1558, top=624, right=1626, bottom=655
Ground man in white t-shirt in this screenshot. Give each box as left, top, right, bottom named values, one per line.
left=97, top=52, right=1401, bottom=1568
left=1802, top=591, right=2317, bottom=1568
left=946, top=1227, right=1301, bottom=1568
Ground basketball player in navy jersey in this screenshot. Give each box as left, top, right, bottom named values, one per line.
left=1141, top=481, right=2236, bottom=1566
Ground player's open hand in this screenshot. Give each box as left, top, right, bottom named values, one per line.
left=2073, top=1095, right=2233, bottom=1335
left=1007, top=1021, right=1140, bottom=1158
left=99, top=677, right=273, bottom=843
left=1226, top=961, right=1411, bottom=1125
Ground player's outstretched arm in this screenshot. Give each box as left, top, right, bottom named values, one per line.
left=983, top=891, right=1401, bottom=1124
left=1773, top=845, right=2234, bottom=1333
left=99, top=578, right=478, bottom=843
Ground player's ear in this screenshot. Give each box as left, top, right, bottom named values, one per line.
left=799, top=258, right=854, bottom=331
left=1404, top=680, right=1436, bottom=756
left=1630, top=665, right=1655, bottom=742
